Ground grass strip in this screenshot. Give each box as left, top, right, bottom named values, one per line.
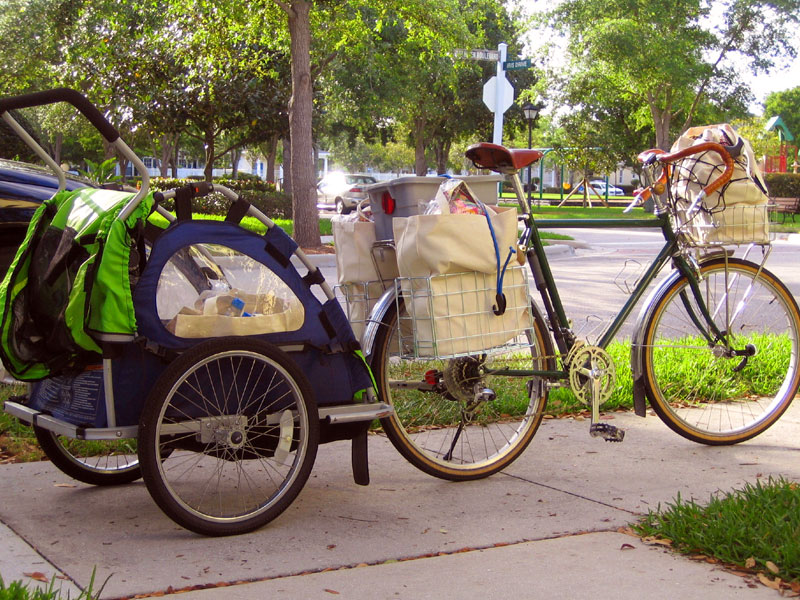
left=0, top=569, right=104, bottom=600
left=633, top=477, right=800, bottom=588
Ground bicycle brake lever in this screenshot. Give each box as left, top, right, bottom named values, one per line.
left=624, top=189, right=649, bottom=214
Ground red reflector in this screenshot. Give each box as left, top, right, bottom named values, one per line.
left=382, top=191, right=396, bottom=214
left=424, top=370, right=438, bottom=385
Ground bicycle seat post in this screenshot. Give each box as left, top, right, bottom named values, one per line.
left=508, top=169, right=531, bottom=216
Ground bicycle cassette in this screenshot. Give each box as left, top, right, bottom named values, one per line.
left=566, top=344, right=616, bottom=406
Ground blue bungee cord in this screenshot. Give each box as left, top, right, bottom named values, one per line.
left=475, top=199, right=514, bottom=316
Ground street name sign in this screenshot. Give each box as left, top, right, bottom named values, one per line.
left=504, top=59, right=531, bottom=71
left=454, top=48, right=501, bottom=61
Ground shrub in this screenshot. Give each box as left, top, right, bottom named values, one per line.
left=763, top=172, right=800, bottom=197
left=149, top=177, right=292, bottom=219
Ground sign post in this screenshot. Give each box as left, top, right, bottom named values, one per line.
left=457, top=43, right=531, bottom=146
left=479, top=43, right=511, bottom=145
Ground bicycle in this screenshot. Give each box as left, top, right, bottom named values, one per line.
left=363, top=137, right=800, bottom=481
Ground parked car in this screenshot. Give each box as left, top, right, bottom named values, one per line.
left=576, top=180, right=624, bottom=196
left=317, top=172, right=377, bottom=214
left=0, top=159, right=93, bottom=276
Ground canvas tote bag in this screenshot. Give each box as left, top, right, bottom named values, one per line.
left=392, top=206, right=530, bottom=357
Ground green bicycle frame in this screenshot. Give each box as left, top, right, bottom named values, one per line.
left=488, top=206, right=725, bottom=380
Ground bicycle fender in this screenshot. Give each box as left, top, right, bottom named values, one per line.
left=360, top=285, right=399, bottom=361
left=630, top=268, right=684, bottom=417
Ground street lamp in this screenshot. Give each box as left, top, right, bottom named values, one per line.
left=521, top=101, right=541, bottom=205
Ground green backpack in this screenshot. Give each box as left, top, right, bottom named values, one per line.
left=0, top=187, right=154, bottom=381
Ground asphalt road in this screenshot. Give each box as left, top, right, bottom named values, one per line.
left=540, top=228, right=800, bottom=342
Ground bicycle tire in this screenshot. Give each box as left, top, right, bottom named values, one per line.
left=34, top=426, right=141, bottom=486
left=641, top=257, right=800, bottom=444
left=370, top=299, right=554, bottom=481
left=138, top=337, right=319, bottom=536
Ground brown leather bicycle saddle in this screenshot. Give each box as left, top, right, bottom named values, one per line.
left=465, top=143, right=543, bottom=174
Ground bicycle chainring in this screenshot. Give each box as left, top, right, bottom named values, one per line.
left=566, top=344, right=616, bottom=406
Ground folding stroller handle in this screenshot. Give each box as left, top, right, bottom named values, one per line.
left=0, top=88, right=121, bottom=142
left=0, top=88, right=150, bottom=221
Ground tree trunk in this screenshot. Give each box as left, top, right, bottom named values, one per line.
left=282, top=136, right=292, bottom=194
left=284, top=0, right=320, bottom=247
left=158, top=135, right=172, bottom=178
left=52, top=133, right=62, bottom=165
left=649, top=98, right=673, bottom=151
left=413, top=117, right=427, bottom=176
left=266, top=135, right=277, bottom=183
left=171, top=145, right=179, bottom=178
left=434, top=139, right=450, bottom=174
left=231, top=148, right=241, bottom=178
left=203, top=128, right=215, bottom=182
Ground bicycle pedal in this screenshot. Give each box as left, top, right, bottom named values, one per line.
left=589, top=423, right=625, bottom=442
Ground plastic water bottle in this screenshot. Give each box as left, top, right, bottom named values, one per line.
left=225, top=297, right=246, bottom=317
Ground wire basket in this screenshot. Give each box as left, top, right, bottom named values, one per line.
left=396, top=266, right=534, bottom=359
left=668, top=146, right=771, bottom=246
left=337, top=280, right=393, bottom=343
left=672, top=203, right=771, bottom=246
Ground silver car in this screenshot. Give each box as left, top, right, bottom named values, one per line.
left=317, top=172, right=377, bottom=214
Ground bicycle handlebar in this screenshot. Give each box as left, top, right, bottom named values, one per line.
left=637, top=139, right=743, bottom=200
left=0, top=88, right=120, bottom=143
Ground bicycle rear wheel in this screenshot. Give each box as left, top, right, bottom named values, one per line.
left=641, top=257, right=800, bottom=444
left=370, top=299, right=554, bottom=481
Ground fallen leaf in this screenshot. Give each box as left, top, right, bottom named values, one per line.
left=642, top=536, right=672, bottom=546
left=439, top=528, right=448, bottom=534
left=766, top=561, right=780, bottom=574
left=757, top=573, right=780, bottom=590
left=24, top=572, right=48, bottom=583
left=326, top=544, right=336, bottom=550
left=620, top=543, right=636, bottom=550
left=54, top=483, right=76, bottom=488
left=324, top=589, right=340, bottom=595
left=745, top=557, right=756, bottom=569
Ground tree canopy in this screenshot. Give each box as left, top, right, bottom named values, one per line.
left=540, top=0, right=800, bottom=151
left=765, top=87, right=800, bottom=140
left=2, top=0, right=798, bottom=247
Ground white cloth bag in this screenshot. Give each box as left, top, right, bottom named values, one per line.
left=332, top=216, right=380, bottom=284
left=332, top=214, right=399, bottom=342
left=670, top=124, right=770, bottom=244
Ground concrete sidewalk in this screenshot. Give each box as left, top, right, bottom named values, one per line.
left=1, top=402, right=798, bottom=599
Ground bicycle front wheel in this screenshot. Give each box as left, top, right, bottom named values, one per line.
left=370, top=299, right=554, bottom=481
left=641, top=257, right=800, bottom=444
